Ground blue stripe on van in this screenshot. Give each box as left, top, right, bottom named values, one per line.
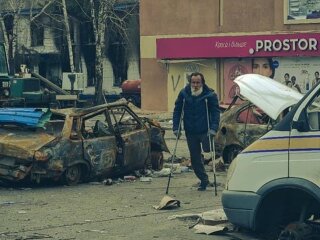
left=262, top=135, right=320, bottom=140
left=242, top=148, right=320, bottom=154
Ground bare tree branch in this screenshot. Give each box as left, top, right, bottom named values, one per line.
left=30, top=0, right=56, bottom=22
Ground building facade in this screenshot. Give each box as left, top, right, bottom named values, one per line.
left=0, top=0, right=140, bottom=95
left=140, top=0, right=320, bottom=111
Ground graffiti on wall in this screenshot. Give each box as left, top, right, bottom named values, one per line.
left=171, top=75, right=181, bottom=91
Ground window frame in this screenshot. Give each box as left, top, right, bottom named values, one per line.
left=30, top=22, right=44, bottom=47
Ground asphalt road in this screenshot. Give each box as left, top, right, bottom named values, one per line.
left=0, top=115, right=264, bottom=240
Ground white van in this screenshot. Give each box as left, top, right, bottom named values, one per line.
left=222, top=74, right=320, bottom=235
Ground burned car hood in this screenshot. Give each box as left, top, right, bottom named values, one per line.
left=234, top=74, right=303, bottom=120
left=0, top=108, right=55, bottom=159
left=0, top=129, right=55, bottom=159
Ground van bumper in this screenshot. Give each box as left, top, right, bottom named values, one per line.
left=222, top=190, right=260, bottom=230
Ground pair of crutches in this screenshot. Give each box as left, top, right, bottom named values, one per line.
left=165, top=98, right=217, bottom=196
left=205, top=99, right=217, bottom=196
left=165, top=99, right=185, bottom=195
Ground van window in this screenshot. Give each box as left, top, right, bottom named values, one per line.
left=306, top=93, right=320, bottom=130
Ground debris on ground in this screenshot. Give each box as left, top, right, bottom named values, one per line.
left=193, top=223, right=230, bottom=235
left=162, top=163, right=185, bottom=174
left=169, top=208, right=264, bottom=239
left=154, top=195, right=180, bottom=210
left=103, top=178, right=113, bottom=185
left=168, top=213, right=201, bottom=221
left=152, top=168, right=171, bottom=177
left=278, top=221, right=320, bottom=240
left=169, top=209, right=229, bottom=235
left=140, top=177, right=152, bottom=182
left=207, top=158, right=226, bottom=172
left=124, top=176, right=136, bottom=181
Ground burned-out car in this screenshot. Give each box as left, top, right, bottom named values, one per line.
left=0, top=99, right=169, bottom=185
left=215, top=99, right=272, bottom=164
left=215, top=74, right=303, bottom=164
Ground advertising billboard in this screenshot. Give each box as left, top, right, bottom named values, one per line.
left=284, top=0, right=320, bottom=24
left=222, top=57, right=320, bottom=103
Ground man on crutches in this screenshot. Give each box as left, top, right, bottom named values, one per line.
left=173, top=72, right=220, bottom=191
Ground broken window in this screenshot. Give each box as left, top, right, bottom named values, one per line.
left=109, top=106, right=143, bottom=134
left=81, top=111, right=112, bottom=139
left=31, top=22, right=44, bottom=46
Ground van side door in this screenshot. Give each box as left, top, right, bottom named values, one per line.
left=289, top=89, right=320, bottom=182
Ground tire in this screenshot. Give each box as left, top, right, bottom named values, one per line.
left=63, top=165, right=82, bottom=186
left=151, top=151, right=164, bottom=171
left=223, top=145, right=243, bottom=164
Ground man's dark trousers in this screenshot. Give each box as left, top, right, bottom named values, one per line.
left=185, top=132, right=209, bottom=185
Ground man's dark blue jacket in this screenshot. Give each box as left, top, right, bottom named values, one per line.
left=173, top=84, right=220, bottom=134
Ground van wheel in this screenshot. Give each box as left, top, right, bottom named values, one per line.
left=151, top=151, right=164, bottom=171
left=63, top=165, right=82, bottom=185
left=223, top=145, right=243, bottom=164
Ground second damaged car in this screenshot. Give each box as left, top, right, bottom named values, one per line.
left=0, top=100, right=169, bottom=185
left=215, top=74, right=303, bottom=164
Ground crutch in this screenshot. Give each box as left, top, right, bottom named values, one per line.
left=165, top=99, right=185, bottom=195
left=205, top=99, right=217, bottom=196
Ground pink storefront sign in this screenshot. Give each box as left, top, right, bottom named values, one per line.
left=156, top=33, right=320, bottom=59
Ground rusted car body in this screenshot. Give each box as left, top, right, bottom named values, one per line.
left=215, top=74, right=303, bottom=164
left=215, top=99, right=272, bottom=164
left=0, top=99, right=169, bottom=185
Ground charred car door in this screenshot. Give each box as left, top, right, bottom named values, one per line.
left=81, top=110, right=117, bottom=177
left=236, top=103, right=271, bottom=147
left=109, top=106, right=149, bottom=171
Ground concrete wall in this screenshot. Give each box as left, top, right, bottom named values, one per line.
left=140, top=0, right=220, bottom=35
left=140, top=0, right=320, bottom=111
left=141, top=58, right=167, bottom=111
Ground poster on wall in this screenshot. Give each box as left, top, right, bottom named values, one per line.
left=273, top=57, right=320, bottom=94
left=284, top=0, right=320, bottom=24
left=223, top=57, right=320, bottom=104
left=223, top=59, right=251, bottom=104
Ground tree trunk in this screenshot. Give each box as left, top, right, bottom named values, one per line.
left=91, top=0, right=106, bottom=104
left=62, top=0, right=75, bottom=73
left=0, top=17, right=9, bottom=63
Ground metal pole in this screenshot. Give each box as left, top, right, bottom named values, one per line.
left=205, top=99, right=217, bottom=196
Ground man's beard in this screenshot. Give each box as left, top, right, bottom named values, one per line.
left=191, top=87, right=203, bottom=96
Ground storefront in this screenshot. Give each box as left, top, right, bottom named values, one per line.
left=157, top=32, right=320, bottom=110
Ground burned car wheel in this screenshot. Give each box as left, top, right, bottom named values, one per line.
left=223, top=145, right=243, bottom=164
left=151, top=151, right=164, bottom=171
left=63, top=165, right=82, bottom=185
